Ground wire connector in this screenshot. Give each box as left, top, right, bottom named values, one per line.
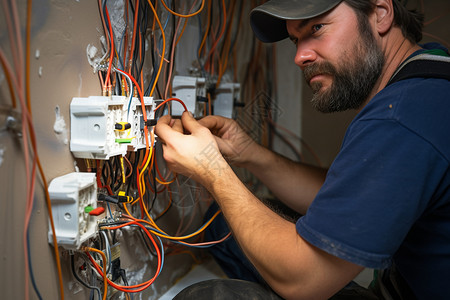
left=98, top=192, right=133, bottom=204
left=115, top=122, right=131, bottom=131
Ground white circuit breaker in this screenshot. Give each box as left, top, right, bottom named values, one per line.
left=172, top=75, right=206, bottom=117
left=48, top=172, right=98, bottom=250
left=70, top=96, right=155, bottom=159
left=214, top=82, right=241, bottom=119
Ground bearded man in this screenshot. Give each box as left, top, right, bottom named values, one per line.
left=156, top=0, right=450, bottom=299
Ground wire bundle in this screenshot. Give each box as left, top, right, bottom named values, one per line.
left=0, top=0, right=64, bottom=299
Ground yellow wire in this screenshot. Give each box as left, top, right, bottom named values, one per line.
left=160, top=0, right=205, bottom=18
left=147, top=0, right=165, bottom=97
left=84, top=247, right=108, bottom=300
left=155, top=175, right=176, bottom=185
left=136, top=131, right=155, bottom=204
left=140, top=207, right=221, bottom=241
left=175, top=18, right=189, bottom=48
left=123, top=202, right=133, bottom=216
left=101, top=209, right=222, bottom=241
left=120, top=156, right=125, bottom=184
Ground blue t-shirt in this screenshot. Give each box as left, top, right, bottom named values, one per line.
left=296, top=46, right=450, bottom=299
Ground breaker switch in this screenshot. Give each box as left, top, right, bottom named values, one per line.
left=89, top=207, right=105, bottom=216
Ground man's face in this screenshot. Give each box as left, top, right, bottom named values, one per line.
left=287, top=3, right=385, bottom=113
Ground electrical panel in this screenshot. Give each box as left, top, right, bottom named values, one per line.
left=70, top=96, right=156, bottom=159
left=47, top=172, right=98, bottom=250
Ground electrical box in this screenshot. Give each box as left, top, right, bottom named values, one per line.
left=70, top=96, right=155, bottom=159
left=48, top=172, right=98, bottom=250
left=172, top=75, right=206, bottom=117
left=214, top=82, right=241, bottom=119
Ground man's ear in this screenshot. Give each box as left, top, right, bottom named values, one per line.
left=374, top=0, right=395, bottom=36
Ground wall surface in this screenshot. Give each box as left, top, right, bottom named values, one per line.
left=0, top=0, right=448, bottom=299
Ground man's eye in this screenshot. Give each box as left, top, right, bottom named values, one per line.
left=312, top=24, right=324, bottom=33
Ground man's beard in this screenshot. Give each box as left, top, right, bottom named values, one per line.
left=303, top=25, right=385, bottom=113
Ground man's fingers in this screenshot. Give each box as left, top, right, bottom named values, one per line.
left=198, top=115, right=229, bottom=134
left=181, top=111, right=207, bottom=134
left=171, top=119, right=183, bottom=133
left=155, top=115, right=181, bottom=142
left=158, top=114, right=171, bottom=125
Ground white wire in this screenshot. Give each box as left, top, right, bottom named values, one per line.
left=114, top=67, right=134, bottom=121
left=100, top=230, right=112, bottom=275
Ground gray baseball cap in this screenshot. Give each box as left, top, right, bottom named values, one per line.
left=250, top=0, right=342, bottom=43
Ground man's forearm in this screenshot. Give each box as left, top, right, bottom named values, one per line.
left=203, top=163, right=361, bottom=300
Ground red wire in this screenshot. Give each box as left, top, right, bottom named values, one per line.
left=88, top=220, right=162, bottom=292
left=155, top=97, right=188, bottom=112
left=96, top=160, right=114, bottom=195
left=128, top=0, right=140, bottom=73
left=104, top=6, right=115, bottom=93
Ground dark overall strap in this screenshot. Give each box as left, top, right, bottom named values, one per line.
left=387, top=52, right=450, bottom=87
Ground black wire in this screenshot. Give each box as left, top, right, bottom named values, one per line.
left=119, top=270, right=134, bottom=300
left=112, top=157, right=123, bottom=192
left=102, top=0, right=114, bottom=58
left=139, top=227, right=158, bottom=257
left=166, top=0, right=177, bottom=87
left=136, top=0, right=149, bottom=83
left=90, top=267, right=96, bottom=300
left=104, top=160, right=115, bottom=192
left=27, top=227, right=43, bottom=300
left=101, top=161, right=109, bottom=190
left=126, top=150, right=141, bottom=196
left=70, top=254, right=102, bottom=300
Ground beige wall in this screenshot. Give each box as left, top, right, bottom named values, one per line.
left=0, top=0, right=448, bottom=299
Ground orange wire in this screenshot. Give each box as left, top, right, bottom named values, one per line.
left=128, top=0, right=140, bottom=74
left=0, top=50, right=17, bottom=108
left=84, top=247, right=107, bottom=300
left=204, top=0, right=226, bottom=73
left=147, top=0, right=166, bottom=97
left=197, top=0, right=212, bottom=58
left=160, top=0, right=205, bottom=18
left=104, top=6, right=115, bottom=94
left=1, top=0, right=22, bottom=91
left=88, top=221, right=162, bottom=292
left=217, top=0, right=237, bottom=87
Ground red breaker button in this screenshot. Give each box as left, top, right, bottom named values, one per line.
left=89, top=207, right=105, bottom=216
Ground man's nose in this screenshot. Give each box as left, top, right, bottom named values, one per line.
left=294, top=43, right=317, bottom=70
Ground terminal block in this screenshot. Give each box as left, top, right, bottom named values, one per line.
left=214, top=82, right=241, bottom=118
left=48, top=172, right=98, bottom=250
left=70, top=96, right=156, bottom=159
left=172, top=75, right=206, bottom=117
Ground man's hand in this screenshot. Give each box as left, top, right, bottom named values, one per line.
left=155, top=112, right=229, bottom=186
left=198, top=115, right=260, bottom=167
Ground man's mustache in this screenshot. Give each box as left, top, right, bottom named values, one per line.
left=303, top=61, right=337, bottom=84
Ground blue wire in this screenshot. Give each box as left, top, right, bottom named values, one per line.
left=27, top=223, right=43, bottom=300
left=106, top=202, right=113, bottom=219
left=155, top=234, right=165, bottom=276
left=145, top=225, right=225, bottom=249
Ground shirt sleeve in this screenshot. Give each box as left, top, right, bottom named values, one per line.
left=296, top=118, right=448, bottom=269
